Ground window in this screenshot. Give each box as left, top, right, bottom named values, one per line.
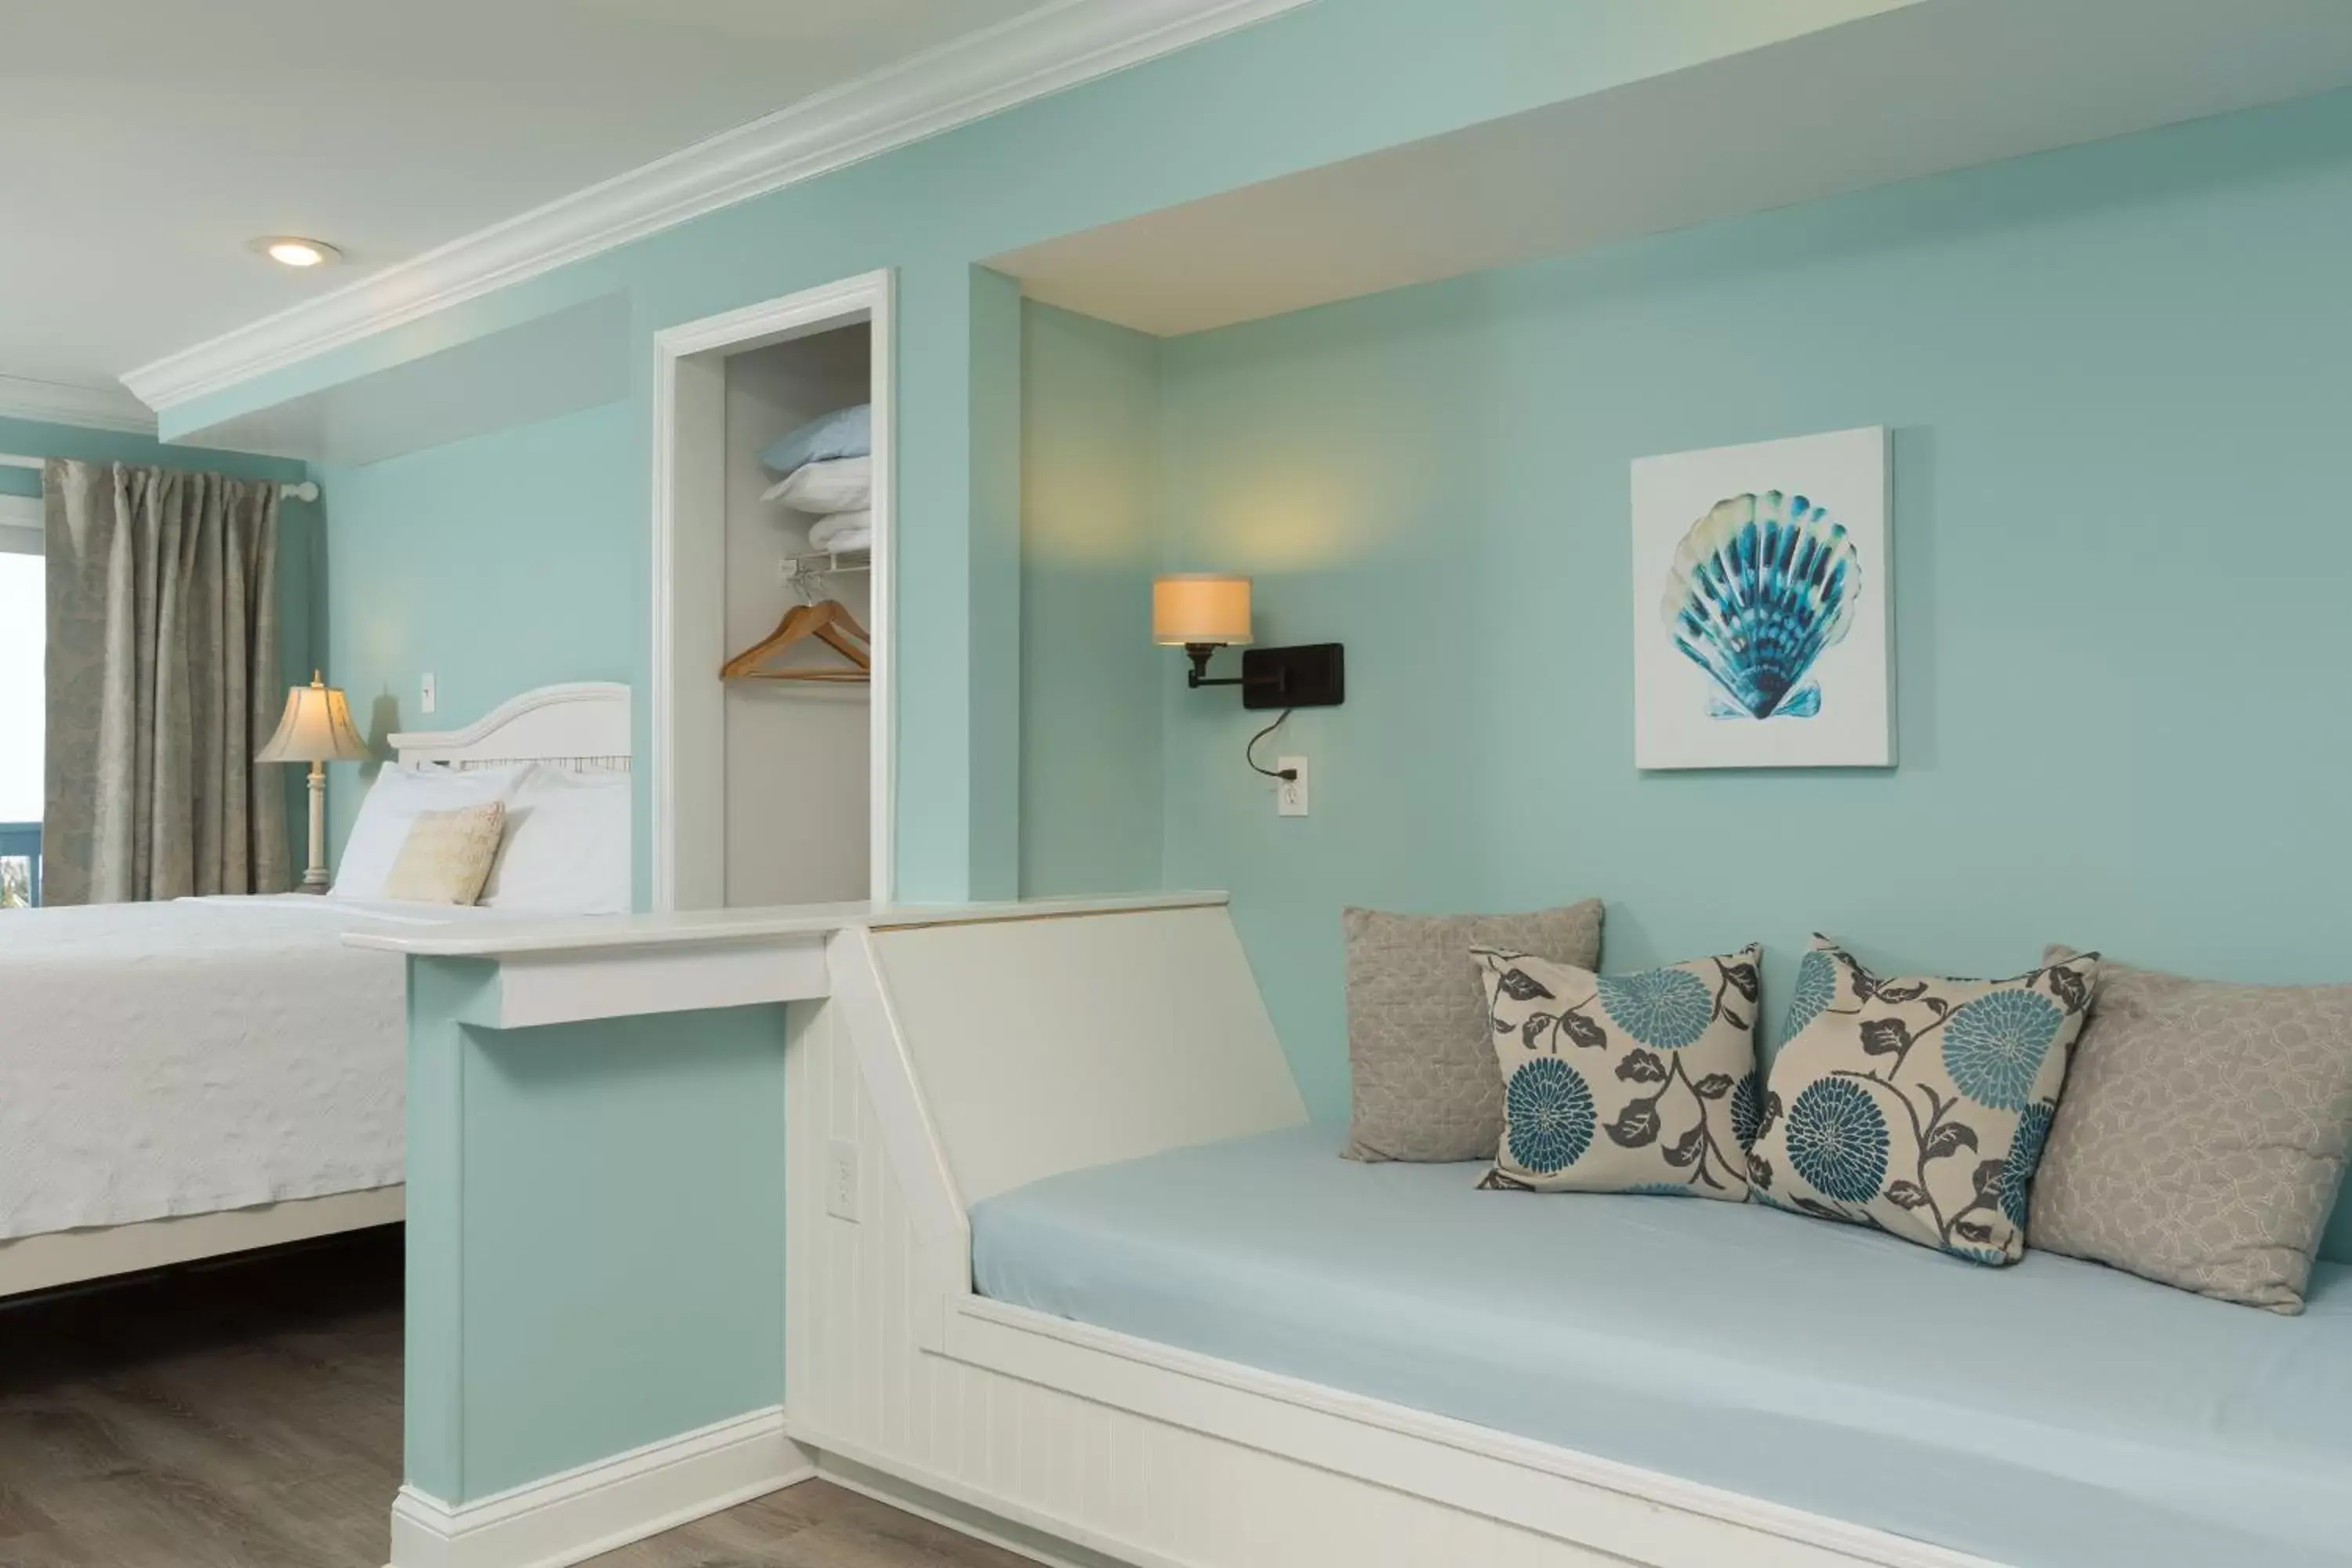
left=1, top=495, right=42, bottom=907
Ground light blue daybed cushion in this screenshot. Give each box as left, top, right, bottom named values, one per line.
left=972, top=1125, right=2352, bottom=1568
left=759, top=403, right=870, bottom=476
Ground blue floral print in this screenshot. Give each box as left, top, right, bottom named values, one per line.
left=1504, top=1057, right=1596, bottom=1174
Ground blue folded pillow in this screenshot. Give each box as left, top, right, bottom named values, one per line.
left=759, top=403, right=871, bottom=476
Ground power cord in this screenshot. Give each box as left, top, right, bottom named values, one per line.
left=1245, top=709, right=1298, bottom=782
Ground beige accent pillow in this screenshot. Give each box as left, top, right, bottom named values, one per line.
left=1476, top=946, right=1763, bottom=1200
left=1748, top=936, right=2100, bottom=1265
left=2030, top=947, right=2352, bottom=1314
left=1342, top=902, right=1604, bottom=1163
left=381, top=802, right=507, bottom=906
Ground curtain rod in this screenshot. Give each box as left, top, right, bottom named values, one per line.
left=0, top=452, right=319, bottom=503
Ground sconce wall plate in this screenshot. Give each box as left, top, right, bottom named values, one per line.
left=1242, top=643, right=1345, bottom=710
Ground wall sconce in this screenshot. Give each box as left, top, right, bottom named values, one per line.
left=1152, top=573, right=1344, bottom=710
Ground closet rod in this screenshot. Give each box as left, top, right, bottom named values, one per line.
left=0, top=452, right=321, bottom=503
left=779, top=548, right=872, bottom=583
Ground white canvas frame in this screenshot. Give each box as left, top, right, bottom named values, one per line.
left=650, top=271, right=895, bottom=912
left=1632, top=426, right=1893, bottom=769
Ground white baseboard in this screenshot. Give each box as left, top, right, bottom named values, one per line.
left=795, top=1422, right=1186, bottom=1568
left=388, top=1406, right=811, bottom=1568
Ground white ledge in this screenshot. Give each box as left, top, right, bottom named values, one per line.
left=343, top=891, right=1229, bottom=959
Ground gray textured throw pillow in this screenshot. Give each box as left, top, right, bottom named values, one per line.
left=2030, top=947, right=2352, bottom=1313
left=1342, top=902, right=1603, bottom=1162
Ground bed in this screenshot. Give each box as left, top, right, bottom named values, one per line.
left=0, top=681, right=630, bottom=1298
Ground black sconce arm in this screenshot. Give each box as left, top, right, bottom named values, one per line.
left=1183, top=644, right=1243, bottom=688
left=1180, top=642, right=1345, bottom=709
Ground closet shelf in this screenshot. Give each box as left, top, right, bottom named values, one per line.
left=779, top=546, right=870, bottom=584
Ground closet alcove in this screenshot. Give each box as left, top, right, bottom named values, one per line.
left=655, top=277, right=891, bottom=912
left=721, top=326, right=871, bottom=906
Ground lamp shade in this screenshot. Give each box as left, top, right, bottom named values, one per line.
left=256, top=673, right=372, bottom=764
left=1152, top=574, right=1253, bottom=647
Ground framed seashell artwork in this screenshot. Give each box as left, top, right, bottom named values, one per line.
left=1631, top=426, right=1893, bottom=769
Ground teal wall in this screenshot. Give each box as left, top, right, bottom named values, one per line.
left=1019, top=303, right=1165, bottom=897
left=0, top=414, right=318, bottom=851
left=1145, top=89, right=2352, bottom=1262
left=214, top=3, right=1925, bottom=1508
left=311, top=401, right=639, bottom=856
left=163, top=0, right=1910, bottom=905
left=145, top=0, right=2352, bottom=1500
left=405, top=957, right=787, bottom=1504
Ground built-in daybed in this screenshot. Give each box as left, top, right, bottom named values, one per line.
left=971, top=1126, right=2352, bottom=1568
left=801, top=898, right=2352, bottom=1568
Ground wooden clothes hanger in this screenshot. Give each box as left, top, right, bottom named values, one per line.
left=721, top=598, right=872, bottom=682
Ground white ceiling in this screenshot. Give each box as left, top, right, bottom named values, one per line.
left=0, top=0, right=1045, bottom=413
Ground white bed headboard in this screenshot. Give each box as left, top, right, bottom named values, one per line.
left=390, top=682, right=631, bottom=771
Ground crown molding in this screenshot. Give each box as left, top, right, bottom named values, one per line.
left=122, top=0, right=1310, bottom=414
left=0, top=372, right=158, bottom=435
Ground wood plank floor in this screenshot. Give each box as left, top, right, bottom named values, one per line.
left=0, top=1229, right=1028, bottom=1567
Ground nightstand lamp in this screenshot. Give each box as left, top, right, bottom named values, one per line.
left=256, top=672, right=372, bottom=891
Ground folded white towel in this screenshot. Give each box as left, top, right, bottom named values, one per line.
left=807, top=510, right=873, bottom=552
left=809, top=525, right=872, bottom=555
left=761, top=456, right=871, bottom=514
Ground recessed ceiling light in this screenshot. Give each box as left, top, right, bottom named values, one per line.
left=251, top=236, right=342, bottom=269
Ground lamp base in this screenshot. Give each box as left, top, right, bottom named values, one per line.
left=300, top=760, right=331, bottom=894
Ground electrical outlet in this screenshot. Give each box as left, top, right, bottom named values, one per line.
left=420, top=673, right=436, bottom=715
left=1276, top=756, right=1309, bottom=816
left=824, top=1139, right=859, bottom=1221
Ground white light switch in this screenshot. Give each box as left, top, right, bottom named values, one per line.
left=420, top=673, right=437, bottom=715
left=825, top=1139, right=859, bottom=1221
left=1277, top=756, right=1308, bottom=817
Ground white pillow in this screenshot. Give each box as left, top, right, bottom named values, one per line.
left=806, top=510, right=871, bottom=552
left=760, top=456, right=871, bottom=514
left=334, top=764, right=530, bottom=902
left=477, top=765, right=632, bottom=915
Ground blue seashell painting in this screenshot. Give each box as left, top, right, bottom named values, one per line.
left=1660, top=491, right=1861, bottom=722
left=1631, top=427, right=1891, bottom=771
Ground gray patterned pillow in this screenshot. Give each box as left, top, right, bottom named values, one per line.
left=1342, top=902, right=1603, bottom=1162
left=2030, top=948, right=2352, bottom=1314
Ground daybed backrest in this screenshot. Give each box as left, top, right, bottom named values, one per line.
left=869, top=902, right=1306, bottom=1205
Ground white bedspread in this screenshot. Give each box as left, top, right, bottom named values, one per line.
left=0, top=894, right=499, bottom=1240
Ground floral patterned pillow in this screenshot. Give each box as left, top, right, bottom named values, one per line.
left=1474, top=946, right=1763, bottom=1201
left=1747, top=936, right=2100, bottom=1265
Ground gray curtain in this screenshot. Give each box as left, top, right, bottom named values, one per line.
left=42, top=459, right=291, bottom=904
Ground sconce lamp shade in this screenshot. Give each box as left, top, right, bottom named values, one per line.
left=1152, top=574, right=1253, bottom=647
left=256, top=673, right=372, bottom=764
